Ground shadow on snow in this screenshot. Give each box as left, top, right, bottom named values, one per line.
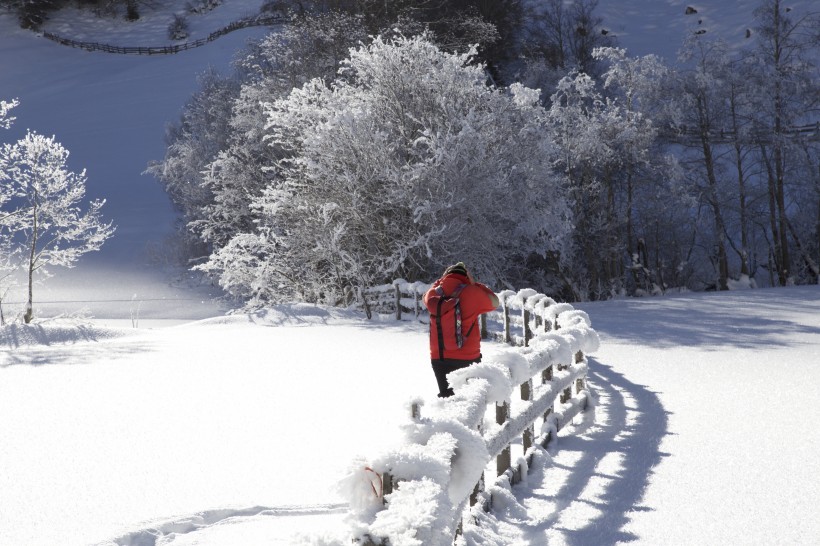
left=517, top=357, right=670, bottom=545
left=577, top=287, right=820, bottom=350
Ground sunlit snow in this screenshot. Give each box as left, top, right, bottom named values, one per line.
left=2, top=2, right=819, bottom=545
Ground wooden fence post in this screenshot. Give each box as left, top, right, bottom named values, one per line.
left=394, top=284, right=402, bottom=320
left=382, top=472, right=393, bottom=499
left=575, top=351, right=586, bottom=394
left=496, top=402, right=511, bottom=476
left=503, top=299, right=511, bottom=344
left=521, top=379, right=534, bottom=452
left=523, top=307, right=532, bottom=347
left=410, top=401, right=421, bottom=421
left=561, top=359, right=572, bottom=403
left=469, top=472, right=485, bottom=507
left=359, top=287, right=372, bottom=320
left=542, top=365, right=554, bottom=421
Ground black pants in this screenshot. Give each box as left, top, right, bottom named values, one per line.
left=431, top=356, right=481, bottom=397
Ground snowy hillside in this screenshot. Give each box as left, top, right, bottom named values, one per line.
left=0, top=1, right=274, bottom=321
left=597, top=0, right=817, bottom=61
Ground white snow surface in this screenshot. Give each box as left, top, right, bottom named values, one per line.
left=3, top=287, right=820, bottom=545
left=2, top=2, right=820, bottom=545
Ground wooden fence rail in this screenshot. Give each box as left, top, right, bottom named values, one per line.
left=40, top=14, right=287, bottom=55
left=353, top=280, right=599, bottom=545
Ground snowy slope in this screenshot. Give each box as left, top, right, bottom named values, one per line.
left=597, top=0, right=817, bottom=62
left=0, top=1, right=272, bottom=321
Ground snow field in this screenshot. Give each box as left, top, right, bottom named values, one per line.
left=0, top=309, right=439, bottom=545
left=2, top=287, right=820, bottom=545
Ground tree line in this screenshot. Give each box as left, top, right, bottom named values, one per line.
left=148, top=0, right=819, bottom=305
left=0, top=0, right=158, bottom=28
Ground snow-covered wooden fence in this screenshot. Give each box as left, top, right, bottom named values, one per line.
left=40, top=14, right=286, bottom=55
left=347, top=281, right=599, bottom=545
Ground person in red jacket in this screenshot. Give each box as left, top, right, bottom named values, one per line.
left=423, top=262, right=499, bottom=397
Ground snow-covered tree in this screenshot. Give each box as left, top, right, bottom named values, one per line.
left=147, top=69, right=239, bottom=228
left=747, top=0, right=820, bottom=286
left=0, top=97, right=20, bottom=324
left=0, top=131, right=115, bottom=323
left=672, top=36, right=738, bottom=291
left=148, top=11, right=370, bottom=263
left=545, top=55, right=679, bottom=299
left=191, top=11, right=369, bottom=250
left=0, top=98, right=18, bottom=129
left=200, top=33, right=570, bottom=305
left=593, top=47, right=676, bottom=293
left=512, top=0, right=614, bottom=85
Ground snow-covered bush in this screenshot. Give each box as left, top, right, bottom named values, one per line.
left=148, top=11, right=368, bottom=263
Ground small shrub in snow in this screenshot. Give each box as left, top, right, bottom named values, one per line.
left=185, top=0, right=221, bottom=15
left=125, top=0, right=139, bottom=21
left=168, top=13, right=189, bottom=41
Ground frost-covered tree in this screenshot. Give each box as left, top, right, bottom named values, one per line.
left=0, top=131, right=115, bottom=323
left=145, top=68, right=240, bottom=259
left=747, top=0, right=820, bottom=285
left=199, top=33, right=570, bottom=305
left=655, top=1, right=819, bottom=289
left=0, top=98, right=18, bottom=129
left=195, top=11, right=369, bottom=250
left=545, top=56, right=678, bottom=299
left=511, top=0, right=614, bottom=90
left=672, top=37, right=738, bottom=291
left=148, top=11, right=370, bottom=262
left=335, top=0, right=513, bottom=67
left=0, top=98, right=20, bottom=324
left=593, top=47, right=678, bottom=294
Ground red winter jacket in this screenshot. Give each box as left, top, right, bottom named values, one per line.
left=423, top=272, right=499, bottom=361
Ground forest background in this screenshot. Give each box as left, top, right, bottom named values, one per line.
left=3, top=0, right=819, bottom=308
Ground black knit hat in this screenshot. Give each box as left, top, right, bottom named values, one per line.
left=444, top=262, right=468, bottom=277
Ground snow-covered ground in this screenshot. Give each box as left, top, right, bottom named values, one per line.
left=2, top=287, right=819, bottom=545
left=0, top=307, right=435, bottom=545
left=502, top=286, right=820, bottom=545
left=2, top=2, right=820, bottom=545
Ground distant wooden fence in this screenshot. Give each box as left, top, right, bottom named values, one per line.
left=353, top=280, right=599, bottom=545
left=362, top=280, right=578, bottom=345
left=41, top=14, right=287, bottom=55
